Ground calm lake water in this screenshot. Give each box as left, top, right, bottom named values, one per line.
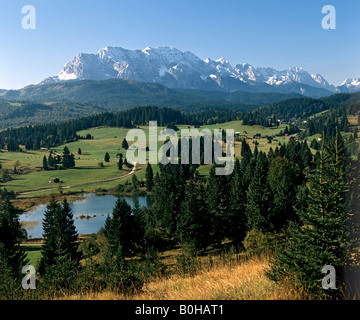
left=19, top=193, right=151, bottom=239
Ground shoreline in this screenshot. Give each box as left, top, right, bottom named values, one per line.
left=13, top=188, right=148, bottom=213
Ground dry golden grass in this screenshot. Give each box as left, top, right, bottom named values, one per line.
left=348, top=115, right=359, bottom=126
left=63, top=255, right=306, bottom=300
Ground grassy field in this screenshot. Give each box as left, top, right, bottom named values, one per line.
left=22, top=245, right=42, bottom=267
left=61, top=254, right=307, bottom=300
left=0, top=121, right=289, bottom=200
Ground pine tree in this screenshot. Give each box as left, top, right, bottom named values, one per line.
left=47, top=153, right=57, bottom=170
left=267, top=156, right=297, bottom=230
left=145, top=162, right=154, bottom=191
left=176, top=182, right=211, bottom=251
left=206, top=164, right=230, bottom=245
left=267, top=130, right=355, bottom=298
left=117, top=155, right=123, bottom=170
left=58, top=199, right=81, bottom=264
left=78, top=148, right=82, bottom=155
left=228, top=158, right=247, bottom=249
left=104, top=198, right=133, bottom=256
left=131, top=174, right=138, bottom=189
left=122, top=138, right=129, bottom=150
left=0, top=199, right=28, bottom=278
left=245, top=152, right=273, bottom=232
left=62, top=146, right=75, bottom=169
left=104, top=152, right=110, bottom=162
left=39, top=195, right=80, bottom=274
left=42, top=155, right=49, bottom=171
left=39, top=195, right=60, bottom=273
left=340, top=112, right=349, bottom=132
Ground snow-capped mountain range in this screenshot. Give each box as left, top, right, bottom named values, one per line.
left=41, top=46, right=360, bottom=95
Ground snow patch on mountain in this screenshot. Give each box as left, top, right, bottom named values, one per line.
left=39, top=46, right=358, bottom=94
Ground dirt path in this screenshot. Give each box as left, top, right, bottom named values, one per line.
left=18, top=162, right=138, bottom=196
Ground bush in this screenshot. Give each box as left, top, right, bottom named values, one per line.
left=41, top=255, right=78, bottom=296
left=114, top=184, right=125, bottom=193
left=174, top=246, right=201, bottom=276
left=243, top=229, right=282, bottom=256
left=138, top=246, right=165, bottom=279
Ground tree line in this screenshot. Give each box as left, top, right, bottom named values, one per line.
left=0, top=106, right=242, bottom=152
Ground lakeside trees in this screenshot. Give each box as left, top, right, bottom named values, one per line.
left=39, top=196, right=80, bottom=281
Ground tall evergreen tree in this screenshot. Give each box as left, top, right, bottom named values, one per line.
left=206, top=164, right=230, bottom=245
left=228, top=158, right=247, bottom=249
left=267, top=156, right=297, bottom=230
left=0, top=199, right=28, bottom=278
left=104, top=152, right=110, bottom=162
left=57, top=199, right=81, bottom=264
left=267, top=131, right=357, bottom=298
left=245, top=152, right=273, bottom=232
left=47, top=153, right=57, bottom=170
left=176, top=182, right=211, bottom=251
left=42, top=155, right=49, bottom=171
left=145, top=162, right=154, bottom=191
left=39, top=195, right=80, bottom=274
left=62, top=146, right=75, bottom=169
left=122, top=138, right=129, bottom=150
left=117, top=154, right=123, bottom=170
left=104, top=198, right=133, bottom=256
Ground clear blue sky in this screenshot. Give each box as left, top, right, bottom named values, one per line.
left=0, top=0, right=359, bottom=89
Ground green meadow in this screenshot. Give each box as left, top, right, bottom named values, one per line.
left=0, top=121, right=289, bottom=198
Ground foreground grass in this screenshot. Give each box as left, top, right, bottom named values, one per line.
left=62, top=255, right=306, bottom=300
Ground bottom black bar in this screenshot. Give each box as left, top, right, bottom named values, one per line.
left=1, top=300, right=360, bottom=318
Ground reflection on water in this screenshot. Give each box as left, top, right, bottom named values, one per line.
left=19, top=193, right=151, bottom=239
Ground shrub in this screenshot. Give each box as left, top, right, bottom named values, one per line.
left=243, top=229, right=282, bottom=256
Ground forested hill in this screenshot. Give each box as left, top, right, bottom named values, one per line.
left=0, top=106, right=243, bottom=151
left=243, top=92, right=360, bottom=125
left=0, top=79, right=305, bottom=129
left=0, top=79, right=301, bottom=111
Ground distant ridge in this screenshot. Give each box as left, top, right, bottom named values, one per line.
left=35, top=45, right=358, bottom=97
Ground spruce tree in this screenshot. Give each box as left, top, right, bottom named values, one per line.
left=122, top=138, right=129, bottom=150
left=245, top=152, right=273, bottom=232
left=131, top=174, right=138, bottom=189
left=58, top=199, right=81, bottom=264
left=39, top=196, right=80, bottom=274
left=177, top=182, right=210, bottom=251
left=206, top=164, right=230, bottom=245
left=117, top=155, right=123, bottom=170
left=0, top=199, right=28, bottom=278
left=62, top=146, right=75, bottom=169
left=39, top=195, right=61, bottom=273
left=104, top=152, right=110, bottom=162
left=267, top=156, right=297, bottom=230
left=228, top=158, right=247, bottom=249
left=47, top=153, right=57, bottom=170
left=145, top=162, right=154, bottom=191
left=104, top=198, right=133, bottom=256
left=267, top=131, right=355, bottom=298
left=42, top=155, right=49, bottom=171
